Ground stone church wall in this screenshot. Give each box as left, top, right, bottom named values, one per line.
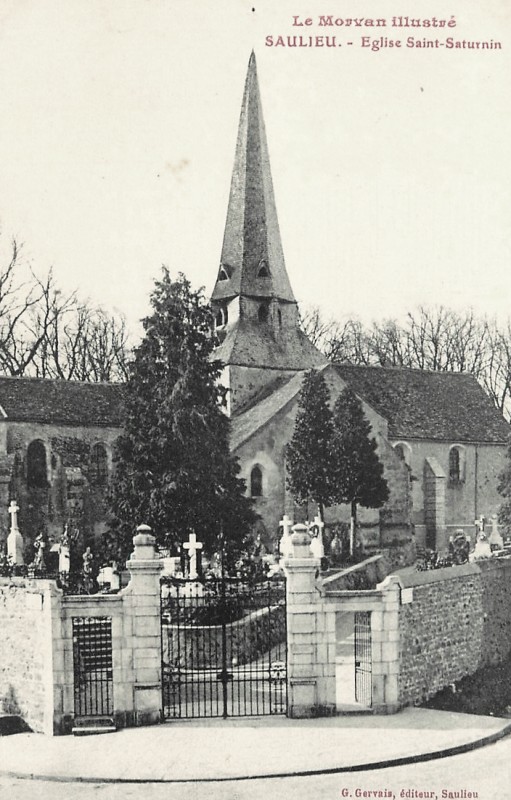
left=398, top=557, right=511, bottom=706
left=0, top=420, right=120, bottom=555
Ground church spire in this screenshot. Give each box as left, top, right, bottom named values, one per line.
left=212, top=52, right=295, bottom=304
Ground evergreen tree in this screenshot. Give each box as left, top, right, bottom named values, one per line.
left=107, top=269, right=255, bottom=562
left=330, top=387, right=389, bottom=552
left=285, top=370, right=337, bottom=521
left=497, top=435, right=511, bottom=534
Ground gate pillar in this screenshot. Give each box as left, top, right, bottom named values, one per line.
left=123, top=524, right=163, bottom=726
left=284, top=526, right=334, bottom=718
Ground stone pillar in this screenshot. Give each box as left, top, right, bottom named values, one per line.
left=123, top=524, right=163, bottom=726
left=373, top=574, right=402, bottom=713
left=424, top=457, right=447, bottom=551
left=283, top=524, right=323, bottom=718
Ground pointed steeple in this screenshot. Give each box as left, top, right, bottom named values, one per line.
left=211, top=53, right=326, bottom=415
left=212, top=52, right=295, bottom=303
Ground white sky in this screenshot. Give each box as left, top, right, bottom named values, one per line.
left=0, top=0, right=509, bottom=339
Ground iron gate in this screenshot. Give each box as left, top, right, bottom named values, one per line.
left=72, top=616, right=114, bottom=717
left=161, top=576, right=287, bottom=718
left=354, top=611, right=372, bottom=707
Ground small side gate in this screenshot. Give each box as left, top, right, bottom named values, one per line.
left=161, top=576, right=287, bottom=719
left=72, top=616, right=114, bottom=717
left=354, top=611, right=372, bottom=707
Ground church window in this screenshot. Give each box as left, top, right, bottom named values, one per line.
left=257, top=260, right=270, bottom=278
left=250, top=465, right=263, bottom=497
left=215, top=305, right=228, bottom=328
left=218, top=264, right=230, bottom=281
left=90, top=443, right=109, bottom=487
left=449, top=446, right=464, bottom=484
left=393, top=441, right=411, bottom=467
left=27, top=440, right=48, bottom=488
left=258, top=303, right=269, bottom=323
left=278, top=309, right=282, bottom=326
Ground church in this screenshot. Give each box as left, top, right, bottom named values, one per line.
left=0, top=53, right=508, bottom=561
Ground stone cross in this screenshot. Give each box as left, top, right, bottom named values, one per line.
left=183, top=532, right=203, bottom=580
left=279, top=515, right=294, bottom=559
left=7, top=499, right=24, bottom=566
left=9, top=500, right=19, bottom=532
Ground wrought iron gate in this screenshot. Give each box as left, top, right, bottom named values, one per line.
left=161, top=576, right=287, bottom=718
left=72, top=616, right=114, bottom=717
left=354, top=611, right=372, bottom=707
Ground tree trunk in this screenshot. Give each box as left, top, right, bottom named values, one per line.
left=350, top=499, right=357, bottom=557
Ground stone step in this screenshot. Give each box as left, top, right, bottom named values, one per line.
left=72, top=716, right=116, bottom=736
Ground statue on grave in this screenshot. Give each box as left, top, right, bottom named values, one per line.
left=449, top=530, right=470, bottom=565
left=82, top=546, right=94, bottom=593
left=32, top=531, right=46, bottom=571
left=470, top=532, right=492, bottom=561
left=58, top=526, right=71, bottom=574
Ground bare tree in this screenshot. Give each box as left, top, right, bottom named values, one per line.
left=0, top=235, right=130, bottom=382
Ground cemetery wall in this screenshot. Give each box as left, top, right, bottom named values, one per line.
left=398, top=557, right=511, bottom=706
left=0, top=578, right=55, bottom=733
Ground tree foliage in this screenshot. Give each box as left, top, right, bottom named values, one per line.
left=285, top=371, right=337, bottom=520
left=330, top=387, right=389, bottom=522
left=107, top=269, right=255, bottom=561
left=497, top=436, right=511, bottom=534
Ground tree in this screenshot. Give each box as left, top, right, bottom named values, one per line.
left=107, top=269, right=255, bottom=562
left=330, top=387, right=389, bottom=553
left=497, top=435, right=511, bottom=535
left=285, top=370, right=337, bottom=521
left=0, top=233, right=129, bottom=381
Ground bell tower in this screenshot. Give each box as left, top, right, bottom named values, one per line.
left=212, top=53, right=325, bottom=415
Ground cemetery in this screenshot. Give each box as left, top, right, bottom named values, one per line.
left=2, top=496, right=511, bottom=735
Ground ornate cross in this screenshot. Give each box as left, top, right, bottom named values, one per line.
left=183, top=532, right=203, bottom=579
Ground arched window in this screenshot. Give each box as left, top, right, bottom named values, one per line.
left=27, top=440, right=48, bottom=488
left=393, top=441, right=411, bottom=467
left=449, top=446, right=464, bottom=484
left=394, top=444, right=405, bottom=461
left=250, top=465, right=263, bottom=497
left=277, top=309, right=282, bottom=327
left=215, top=306, right=228, bottom=328
left=90, top=443, right=109, bottom=487
left=258, top=303, right=269, bottom=323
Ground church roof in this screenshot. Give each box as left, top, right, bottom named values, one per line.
left=231, top=371, right=305, bottom=451
left=333, top=365, right=510, bottom=444
left=211, top=52, right=295, bottom=304
left=215, top=318, right=326, bottom=370
left=0, top=377, right=124, bottom=428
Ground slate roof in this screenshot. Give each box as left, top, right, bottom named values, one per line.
left=230, top=371, right=306, bottom=451
left=0, top=377, right=124, bottom=428
left=333, top=365, right=510, bottom=444
left=215, top=319, right=326, bottom=370
left=211, top=53, right=295, bottom=304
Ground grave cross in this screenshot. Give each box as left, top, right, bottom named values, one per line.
left=9, top=499, right=19, bottom=532
left=474, top=515, right=486, bottom=535
left=183, top=532, right=203, bottom=580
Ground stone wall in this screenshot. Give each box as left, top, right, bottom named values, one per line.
left=398, top=557, right=511, bottom=706
left=0, top=579, right=55, bottom=733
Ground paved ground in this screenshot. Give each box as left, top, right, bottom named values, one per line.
left=1, top=707, right=510, bottom=783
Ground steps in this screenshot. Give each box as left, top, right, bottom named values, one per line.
left=72, top=716, right=116, bottom=736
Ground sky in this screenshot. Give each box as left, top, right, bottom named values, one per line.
left=0, top=0, right=509, bottom=340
